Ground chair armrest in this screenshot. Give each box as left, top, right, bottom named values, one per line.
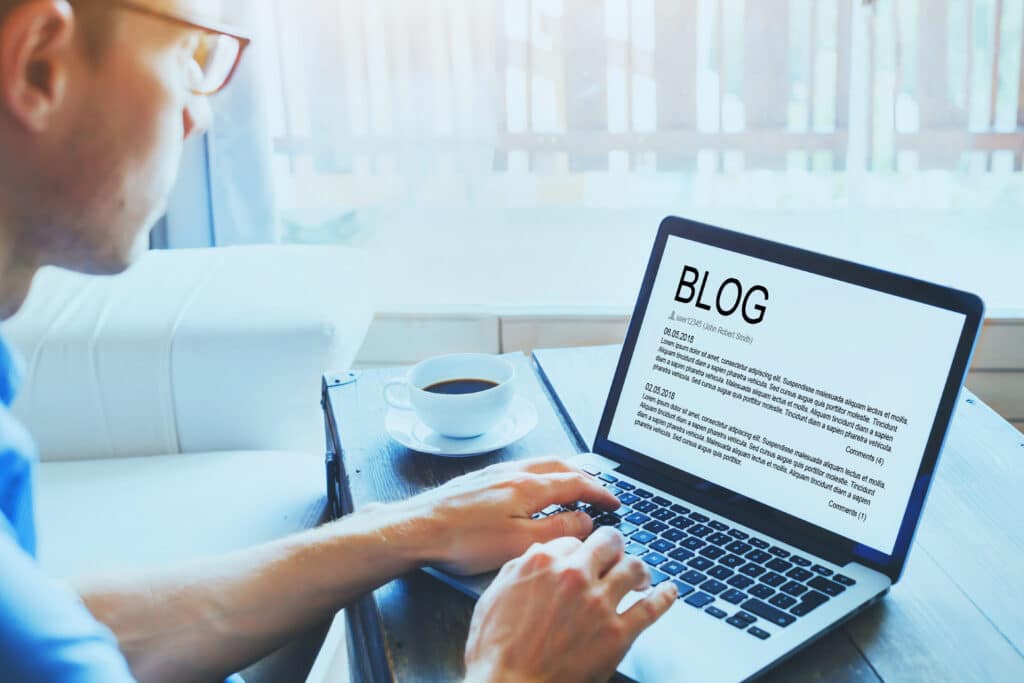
left=2, top=245, right=374, bottom=461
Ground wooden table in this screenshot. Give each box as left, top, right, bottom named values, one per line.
left=320, top=345, right=1024, bottom=682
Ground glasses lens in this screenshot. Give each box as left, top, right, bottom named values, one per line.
left=192, top=33, right=241, bottom=94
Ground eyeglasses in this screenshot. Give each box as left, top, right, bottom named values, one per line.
left=111, top=1, right=252, bottom=95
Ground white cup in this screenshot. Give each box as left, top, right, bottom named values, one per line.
left=383, top=353, right=517, bottom=438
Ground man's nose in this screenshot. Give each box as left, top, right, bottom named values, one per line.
left=183, top=96, right=213, bottom=140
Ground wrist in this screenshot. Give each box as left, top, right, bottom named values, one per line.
left=360, top=498, right=446, bottom=570
left=464, top=660, right=538, bottom=683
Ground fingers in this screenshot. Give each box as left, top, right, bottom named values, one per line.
left=503, top=536, right=583, bottom=578
left=529, top=510, right=595, bottom=543
left=576, top=526, right=626, bottom=578
left=603, top=554, right=652, bottom=598
left=530, top=472, right=620, bottom=511
left=619, top=582, right=677, bottom=639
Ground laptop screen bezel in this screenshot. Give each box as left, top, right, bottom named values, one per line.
left=593, top=216, right=984, bottom=584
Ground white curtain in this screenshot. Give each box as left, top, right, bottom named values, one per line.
left=166, top=0, right=1024, bottom=245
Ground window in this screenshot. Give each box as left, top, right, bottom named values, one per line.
left=251, top=0, right=1024, bottom=226
left=186, top=0, right=1021, bottom=314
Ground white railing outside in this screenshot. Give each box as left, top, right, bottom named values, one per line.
left=254, top=0, right=1024, bottom=218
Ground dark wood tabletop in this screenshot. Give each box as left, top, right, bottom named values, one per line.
left=321, top=345, right=1024, bottom=682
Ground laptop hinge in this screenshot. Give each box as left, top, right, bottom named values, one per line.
left=610, top=459, right=852, bottom=567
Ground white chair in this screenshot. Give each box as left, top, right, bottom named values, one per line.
left=2, top=244, right=373, bottom=681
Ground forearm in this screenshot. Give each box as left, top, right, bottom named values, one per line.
left=76, top=504, right=434, bottom=683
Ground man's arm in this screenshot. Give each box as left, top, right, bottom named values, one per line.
left=77, top=459, right=620, bottom=683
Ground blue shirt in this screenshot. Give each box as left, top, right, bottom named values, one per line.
left=0, top=336, right=137, bottom=681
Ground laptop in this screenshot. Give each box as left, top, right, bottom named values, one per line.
left=426, top=216, right=984, bottom=682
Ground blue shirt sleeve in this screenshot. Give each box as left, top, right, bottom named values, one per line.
left=0, top=511, right=136, bottom=682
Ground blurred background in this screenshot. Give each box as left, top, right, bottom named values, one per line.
left=154, top=0, right=1023, bottom=430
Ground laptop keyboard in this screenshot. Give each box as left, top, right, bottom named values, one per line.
left=534, top=468, right=857, bottom=641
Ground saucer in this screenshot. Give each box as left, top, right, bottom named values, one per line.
left=385, top=394, right=538, bottom=457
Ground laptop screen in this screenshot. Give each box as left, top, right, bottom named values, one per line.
left=606, top=233, right=967, bottom=556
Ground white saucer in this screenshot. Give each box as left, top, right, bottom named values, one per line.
left=385, top=394, right=538, bottom=457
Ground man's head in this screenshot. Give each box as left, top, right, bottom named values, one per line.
left=0, top=0, right=242, bottom=314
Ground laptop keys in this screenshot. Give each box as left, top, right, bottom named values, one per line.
left=648, top=568, right=670, bottom=586
left=707, top=532, right=731, bottom=546
left=727, top=575, right=754, bottom=589
left=699, top=546, right=725, bottom=560
left=668, top=548, right=695, bottom=562
left=681, top=570, right=707, bottom=585
left=643, top=520, right=668, bottom=534
left=672, top=580, right=696, bottom=598
left=745, top=549, right=772, bottom=563
left=766, top=558, right=793, bottom=573
left=687, top=557, right=714, bottom=571
left=615, top=521, right=638, bottom=536
left=808, top=576, right=846, bottom=596
left=649, top=539, right=674, bottom=553
left=681, top=537, right=705, bottom=550
left=739, top=564, right=766, bottom=578
left=631, top=530, right=657, bottom=544
left=625, top=512, right=650, bottom=525
left=707, top=565, right=733, bottom=580
left=669, top=516, right=695, bottom=530
left=741, top=598, right=796, bottom=627
left=634, top=500, right=656, bottom=513
left=790, top=591, right=830, bottom=617
left=725, top=541, right=752, bottom=555
left=720, top=554, right=745, bottom=568
left=780, top=581, right=808, bottom=597
left=625, top=542, right=648, bottom=556
left=769, top=594, right=797, bottom=609
left=660, top=561, right=687, bottom=575
left=726, top=611, right=757, bottom=629
left=786, top=567, right=814, bottom=582
left=643, top=553, right=668, bottom=566
left=684, top=592, right=715, bottom=609
left=578, top=471, right=844, bottom=626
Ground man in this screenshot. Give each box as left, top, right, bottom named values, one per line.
left=0, top=1, right=678, bottom=681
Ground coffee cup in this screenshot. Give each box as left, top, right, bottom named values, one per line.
left=383, top=353, right=517, bottom=438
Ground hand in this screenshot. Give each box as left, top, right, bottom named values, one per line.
left=390, top=458, right=621, bottom=576
left=464, top=527, right=678, bottom=683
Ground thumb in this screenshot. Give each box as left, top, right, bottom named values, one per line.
left=530, top=511, right=594, bottom=543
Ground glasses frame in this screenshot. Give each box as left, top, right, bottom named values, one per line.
left=109, top=0, right=252, bottom=95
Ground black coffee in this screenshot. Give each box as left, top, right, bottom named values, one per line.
left=423, top=378, right=499, bottom=395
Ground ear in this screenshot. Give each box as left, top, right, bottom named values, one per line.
left=0, top=1, right=75, bottom=132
